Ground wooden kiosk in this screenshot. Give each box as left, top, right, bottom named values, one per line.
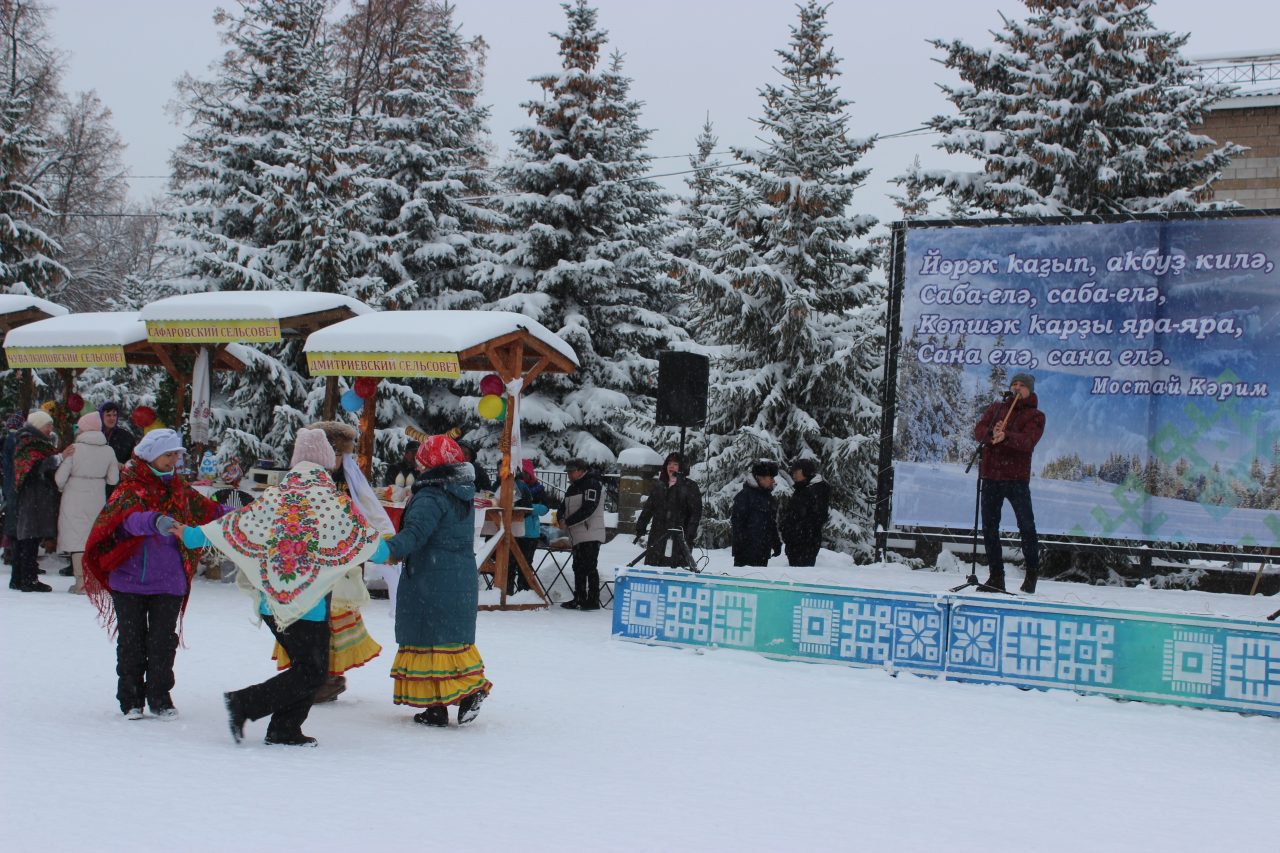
left=137, top=291, right=373, bottom=430
left=302, top=310, right=579, bottom=610
left=0, top=294, right=70, bottom=413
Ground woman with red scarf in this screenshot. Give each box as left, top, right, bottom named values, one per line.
left=10, top=411, right=71, bottom=593
left=83, top=429, right=224, bottom=719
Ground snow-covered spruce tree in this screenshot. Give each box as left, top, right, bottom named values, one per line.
left=348, top=1, right=505, bottom=456
left=164, top=0, right=380, bottom=464
left=682, top=0, right=881, bottom=557
left=471, top=0, right=683, bottom=466
left=907, top=0, right=1243, bottom=216
left=0, top=87, right=63, bottom=298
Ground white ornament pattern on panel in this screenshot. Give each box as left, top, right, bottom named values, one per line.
left=1161, top=630, right=1223, bottom=695
left=949, top=612, right=999, bottom=670
left=894, top=607, right=942, bottom=664
left=1055, top=621, right=1115, bottom=685
left=839, top=601, right=893, bottom=664
left=619, top=580, right=666, bottom=639
left=792, top=597, right=840, bottom=656
left=1001, top=616, right=1057, bottom=678
left=663, top=584, right=711, bottom=643
left=1224, top=636, right=1280, bottom=701
left=710, top=589, right=758, bottom=647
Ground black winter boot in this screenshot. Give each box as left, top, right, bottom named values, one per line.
left=580, top=569, right=601, bottom=610
left=981, top=572, right=1006, bottom=593
left=1020, top=568, right=1038, bottom=594
left=561, top=571, right=587, bottom=609
left=414, top=706, right=448, bottom=727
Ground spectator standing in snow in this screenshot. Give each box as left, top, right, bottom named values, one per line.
left=55, top=412, right=120, bottom=594
left=186, top=428, right=382, bottom=746
left=10, top=411, right=69, bottom=593
left=731, top=460, right=782, bottom=568
left=82, top=429, right=225, bottom=718
left=779, top=458, right=830, bottom=567
left=98, top=401, right=137, bottom=466
left=458, top=441, right=494, bottom=493
left=558, top=458, right=606, bottom=610
left=507, top=461, right=548, bottom=595
left=2, top=412, right=26, bottom=567
left=634, top=451, right=702, bottom=568
left=382, top=434, right=492, bottom=727
left=972, top=373, right=1045, bottom=593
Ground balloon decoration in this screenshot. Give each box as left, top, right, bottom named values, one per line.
left=354, top=376, right=381, bottom=399
left=66, top=393, right=84, bottom=413
left=132, top=406, right=157, bottom=429
left=143, top=418, right=166, bottom=434
left=479, top=373, right=504, bottom=397
left=340, top=389, right=364, bottom=413
left=477, top=394, right=503, bottom=420
left=497, top=398, right=508, bottom=422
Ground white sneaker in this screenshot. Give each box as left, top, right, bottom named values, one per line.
left=125, top=708, right=145, bottom=720
left=153, top=707, right=179, bottom=720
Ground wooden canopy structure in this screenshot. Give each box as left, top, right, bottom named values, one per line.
left=0, top=294, right=70, bottom=413
left=3, top=311, right=251, bottom=435
left=303, top=310, right=579, bottom=610
left=137, top=291, right=373, bottom=430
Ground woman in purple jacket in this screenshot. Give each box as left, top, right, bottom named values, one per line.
left=84, top=429, right=224, bottom=720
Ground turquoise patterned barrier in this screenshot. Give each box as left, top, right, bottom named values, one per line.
left=612, top=568, right=1280, bottom=716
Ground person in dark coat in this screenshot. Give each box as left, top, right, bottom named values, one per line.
left=2, top=412, right=24, bottom=565
left=10, top=411, right=70, bottom=592
left=731, top=460, right=781, bottom=568
left=973, top=372, right=1046, bottom=593
left=384, top=440, right=420, bottom=488
left=99, top=401, right=138, bottom=467
left=779, top=458, right=830, bottom=567
left=458, top=442, right=494, bottom=493
left=558, top=459, right=606, bottom=610
left=634, top=451, right=702, bottom=568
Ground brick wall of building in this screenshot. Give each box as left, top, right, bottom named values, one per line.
left=1194, top=104, right=1280, bottom=209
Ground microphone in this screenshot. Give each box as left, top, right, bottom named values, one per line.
left=1001, top=390, right=1015, bottom=400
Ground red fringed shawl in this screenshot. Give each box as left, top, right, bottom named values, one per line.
left=83, top=459, right=223, bottom=633
left=13, top=426, right=56, bottom=492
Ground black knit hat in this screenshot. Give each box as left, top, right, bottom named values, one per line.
left=566, top=458, right=589, bottom=472
left=788, top=458, right=818, bottom=478
left=751, top=460, right=779, bottom=478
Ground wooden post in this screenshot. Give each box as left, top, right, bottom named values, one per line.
left=18, top=368, right=33, bottom=414
left=358, top=389, right=375, bottom=479
left=322, top=376, right=339, bottom=420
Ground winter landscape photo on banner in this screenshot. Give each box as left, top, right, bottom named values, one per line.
left=890, top=214, right=1280, bottom=549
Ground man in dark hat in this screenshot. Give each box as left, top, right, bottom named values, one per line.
left=557, top=458, right=606, bottom=609
left=779, top=458, right=830, bottom=567
left=731, top=460, right=782, bottom=567
left=973, top=372, right=1045, bottom=593
left=98, top=401, right=138, bottom=466
left=634, top=451, right=702, bottom=568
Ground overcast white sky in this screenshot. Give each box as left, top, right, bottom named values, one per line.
left=46, top=0, right=1279, bottom=225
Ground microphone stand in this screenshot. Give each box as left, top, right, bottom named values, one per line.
left=951, top=395, right=1018, bottom=595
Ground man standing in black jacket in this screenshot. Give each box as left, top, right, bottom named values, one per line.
left=731, top=461, right=781, bottom=567
left=779, top=458, right=830, bottom=567
left=557, top=458, right=606, bottom=610
left=634, top=451, right=702, bottom=568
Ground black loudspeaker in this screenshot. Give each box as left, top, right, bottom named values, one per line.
left=655, top=351, right=709, bottom=427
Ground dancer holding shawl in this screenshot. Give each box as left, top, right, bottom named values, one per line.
left=82, top=429, right=224, bottom=719
left=383, top=434, right=492, bottom=728
left=267, top=421, right=392, bottom=704
left=179, top=429, right=382, bottom=747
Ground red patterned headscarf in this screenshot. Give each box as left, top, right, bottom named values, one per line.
left=416, top=434, right=464, bottom=470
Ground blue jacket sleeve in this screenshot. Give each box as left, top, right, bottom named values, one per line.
left=385, top=494, right=445, bottom=564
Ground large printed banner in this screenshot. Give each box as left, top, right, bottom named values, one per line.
left=890, top=215, right=1280, bottom=548
left=613, top=569, right=1280, bottom=716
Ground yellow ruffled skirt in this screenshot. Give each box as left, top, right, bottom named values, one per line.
left=390, top=644, right=492, bottom=708
left=272, top=606, right=382, bottom=676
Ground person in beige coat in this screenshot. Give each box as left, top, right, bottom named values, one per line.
left=56, top=412, right=120, bottom=593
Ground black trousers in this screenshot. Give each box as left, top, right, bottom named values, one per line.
left=572, top=540, right=601, bottom=604
left=980, top=479, right=1040, bottom=578
left=110, top=591, right=183, bottom=713
left=506, top=537, right=539, bottom=594
left=229, top=612, right=329, bottom=739
left=785, top=543, right=820, bottom=567
left=10, top=537, right=41, bottom=588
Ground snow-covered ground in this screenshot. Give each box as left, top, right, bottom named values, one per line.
left=3, top=541, right=1278, bottom=852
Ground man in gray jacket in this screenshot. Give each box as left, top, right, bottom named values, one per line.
left=557, top=458, right=606, bottom=610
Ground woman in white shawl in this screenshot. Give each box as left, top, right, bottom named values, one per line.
left=177, top=428, right=383, bottom=747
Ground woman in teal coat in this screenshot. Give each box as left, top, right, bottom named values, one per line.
left=384, top=434, right=492, bottom=727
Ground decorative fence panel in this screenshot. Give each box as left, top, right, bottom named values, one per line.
left=612, top=568, right=1280, bottom=716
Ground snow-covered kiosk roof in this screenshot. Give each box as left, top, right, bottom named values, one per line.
left=140, top=291, right=373, bottom=343
left=3, top=312, right=250, bottom=371
left=302, top=310, right=579, bottom=378
left=0, top=294, right=69, bottom=333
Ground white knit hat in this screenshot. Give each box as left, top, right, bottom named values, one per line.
left=134, top=428, right=185, bottom=462
left=290, top=428, right=336, bottom=470
left=26, top=410, right=54, bottom=430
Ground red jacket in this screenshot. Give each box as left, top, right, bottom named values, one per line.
left=973, top=393, right=1045, bottom=481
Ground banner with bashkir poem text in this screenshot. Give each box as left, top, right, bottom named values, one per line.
left=890, top=215, right=1280, bottom=549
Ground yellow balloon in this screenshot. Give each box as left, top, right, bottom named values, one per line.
left=143, top=419, right=167, bottom=434
left=477, top=394, right=504, bottom=420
